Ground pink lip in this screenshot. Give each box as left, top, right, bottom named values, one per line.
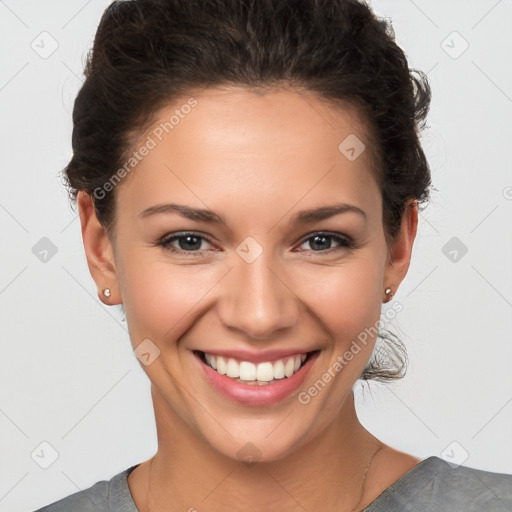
left=193, top=348, right=312, bottom=364
left=193, top=350, right=319, bottom=406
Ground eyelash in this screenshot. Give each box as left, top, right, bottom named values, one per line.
left=155, top=231, right=356, bottom=257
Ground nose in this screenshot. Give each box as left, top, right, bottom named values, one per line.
left=217, top=253, right=299, bottom=340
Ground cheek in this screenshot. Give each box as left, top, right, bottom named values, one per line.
left=295, top=257, right=384, bottom=340
left=117, top=250, right=225, bottom=346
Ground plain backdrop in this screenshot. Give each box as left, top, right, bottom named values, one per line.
left=1, top=1, right=511, bottom=511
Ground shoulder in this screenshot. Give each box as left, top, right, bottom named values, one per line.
left=366, top=456, right=512, bottom=512
left=425, top=457, right=512, bottom=509
left=31, top=465, right=138, bottom=512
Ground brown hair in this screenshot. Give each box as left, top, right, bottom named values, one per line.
left=62, top=0, right=433, bottom=381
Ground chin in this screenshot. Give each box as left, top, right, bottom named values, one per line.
left=196, top=417, right=315, bottom=466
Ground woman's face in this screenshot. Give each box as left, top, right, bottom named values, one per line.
left=83, top=86, right=416, bottom=462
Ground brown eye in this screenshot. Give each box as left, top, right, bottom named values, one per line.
left=157, top=232, right=215, bottom=255
left=296, top=232, right=355, bottom=253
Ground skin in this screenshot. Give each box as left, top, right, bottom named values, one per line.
left=78, top=86, right=420, bottom=511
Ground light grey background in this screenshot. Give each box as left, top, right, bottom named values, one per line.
left=1, top=1, right=511, bottom=511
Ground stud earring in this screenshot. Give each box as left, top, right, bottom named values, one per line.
left=103, top=288, right=111, bottom=298
left=384, top=287, right=394, bottom=302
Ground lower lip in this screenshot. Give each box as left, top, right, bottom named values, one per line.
left=194, top=351, right=319, bottom=406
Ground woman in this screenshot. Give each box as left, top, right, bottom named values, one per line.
left=34, top=0, right=512, bottom=510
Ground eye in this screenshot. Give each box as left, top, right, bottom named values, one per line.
left=294, top=232, right=355, bottom=253
left=156, top=232, right=215, bottom=256
left=156, top=230, right=356, bottom=257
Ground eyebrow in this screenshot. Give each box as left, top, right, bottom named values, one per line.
left=291, top=203, right=367, bottom=224
left=139, top=202, right=367, bottom=224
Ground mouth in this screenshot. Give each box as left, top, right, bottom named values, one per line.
left=196, top=350, right=313, bottom=385
left=193, top=349, right=320, bottom=405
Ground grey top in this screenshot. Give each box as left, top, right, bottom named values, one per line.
left=33, top=456, right=512, bottom=511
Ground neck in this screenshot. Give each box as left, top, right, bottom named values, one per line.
left=131, top=386, right=383, bottom=512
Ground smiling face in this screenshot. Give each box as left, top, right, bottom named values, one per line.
left=79, top=85, right=416, bottom=463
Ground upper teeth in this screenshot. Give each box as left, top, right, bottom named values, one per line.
left=204, top=353, right=307, bottom=381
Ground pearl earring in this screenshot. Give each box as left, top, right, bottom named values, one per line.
left=103, top=288, right=111, bottom=298
left=385, top=287, right=394, bottom=301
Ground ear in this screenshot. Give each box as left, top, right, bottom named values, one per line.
left=383, top=198, right=418, bottom=301
left=77, top=191, right=121, bottom=305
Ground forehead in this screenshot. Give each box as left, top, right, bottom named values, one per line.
left=115, top=86, right=381, bottom=227
left=145, top=85, right=374, bottom=159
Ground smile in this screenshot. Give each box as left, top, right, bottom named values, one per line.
left=201, top=352, right=308, bottom=385
left=194, top=349, right=320, bottom=406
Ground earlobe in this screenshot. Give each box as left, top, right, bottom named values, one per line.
left=383, top=199, right=419, bottom=301
left=77, top=191, right=120, bottom=304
